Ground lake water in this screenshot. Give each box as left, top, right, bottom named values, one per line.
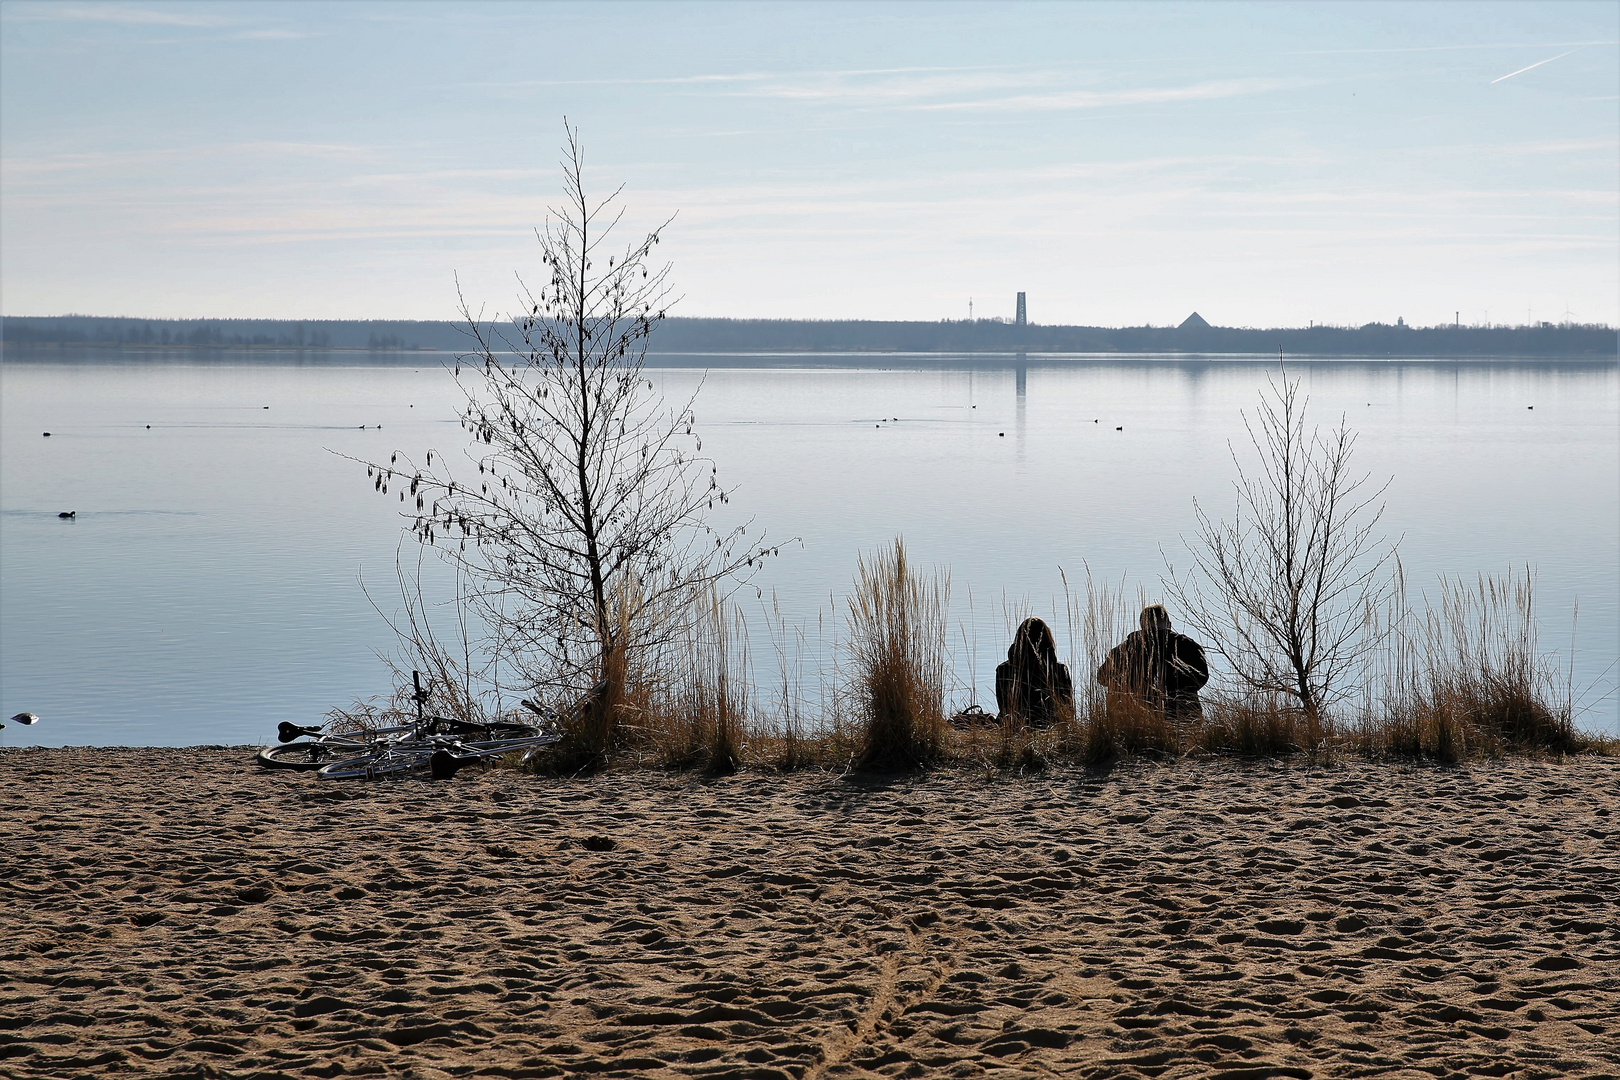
left=3, top=348, right=1616, bottom=746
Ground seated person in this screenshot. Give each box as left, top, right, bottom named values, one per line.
left=995, top=617, right=1074, bottom=727
left=1096, top=605, right=1209, bottom=719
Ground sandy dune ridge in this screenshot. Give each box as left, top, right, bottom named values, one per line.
left=1, top=748, right=1616, bottom=1080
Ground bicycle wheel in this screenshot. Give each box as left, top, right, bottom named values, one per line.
left=316, top=748, right=433, bottom=780
left=257, top=742, right=338, bottom=770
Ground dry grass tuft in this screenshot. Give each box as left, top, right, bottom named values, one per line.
left=1195, top=692, right=1329, bottom=758
left=952, top=711, right=1050, bottom=772
left=846, top=538, right=950, bottom=770
left=1360, top=571, right=1580, bottom=760
left=1079, top=695, right=1178, bottom=764
left=656, top=588, right=749, bottom=774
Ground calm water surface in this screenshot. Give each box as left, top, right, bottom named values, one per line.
left=2, top=349, right=1616, bottom=745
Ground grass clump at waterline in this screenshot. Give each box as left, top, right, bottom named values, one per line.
left=845, top=539, right=950, bottom=770
left=656, top=587, right=749, bottom=774
left=522, top=584, right=758, bottom=777
left=1356, top=571, right=1587, bottom=762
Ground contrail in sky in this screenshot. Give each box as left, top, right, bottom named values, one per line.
left=1490, top=47, right=1584, bottom=84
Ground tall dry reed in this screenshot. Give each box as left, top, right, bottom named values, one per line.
left=846, top=538, right=950, bottom=769
left=655, top=588, right=750, bottom=773
left=756, top=591, right=823, bottom=770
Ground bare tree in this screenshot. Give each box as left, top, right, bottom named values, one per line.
left=356, top=123, right=773, bottom=711
left=1165, top=364, right=1395, bottom=719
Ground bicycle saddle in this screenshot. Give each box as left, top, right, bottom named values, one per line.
left=278, top=722, right=323, bottom=743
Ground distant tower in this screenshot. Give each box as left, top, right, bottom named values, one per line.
left=1016, top=292, right=1027, bottom=327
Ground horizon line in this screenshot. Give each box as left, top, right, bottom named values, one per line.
left=4, top=313, right=1616, bottom=333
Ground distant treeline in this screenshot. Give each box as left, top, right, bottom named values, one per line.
left=656, top=317, right=1618, bottom=357
left=0, top=317, right=450, bottom=351
left=3, top=314, right=1615, bottom=357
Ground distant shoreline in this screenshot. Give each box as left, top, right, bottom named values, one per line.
left=3, top=314, right=1615, bottom=358
left=3, top=342, right=1615, bottom=364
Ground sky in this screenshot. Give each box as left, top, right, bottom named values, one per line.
left=1, top=1, right=1616, bottom=327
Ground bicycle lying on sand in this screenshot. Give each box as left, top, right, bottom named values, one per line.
left=256, top=672, right=563, bottom=780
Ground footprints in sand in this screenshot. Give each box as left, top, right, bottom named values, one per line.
left=0, top=748, right=1616, bottom=1079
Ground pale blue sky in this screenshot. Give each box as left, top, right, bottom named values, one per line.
left=2, top=1, right=1615, bottom=326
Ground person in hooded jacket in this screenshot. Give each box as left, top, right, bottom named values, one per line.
left=1097, top=604, right=1209, bottom=720
left=995, top=617, right=1074, bottom=727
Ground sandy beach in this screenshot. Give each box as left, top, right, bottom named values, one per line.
left=2, top=748, right=1616, bottom=1080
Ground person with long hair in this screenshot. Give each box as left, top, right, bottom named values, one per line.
left=995, top=617, right=1074, bottom=727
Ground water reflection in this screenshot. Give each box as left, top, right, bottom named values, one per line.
left=1015, top=352, right=1027, bottom=467
left=1, top=350, right=1615, bottom=744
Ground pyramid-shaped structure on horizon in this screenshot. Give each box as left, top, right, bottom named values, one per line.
left=1179, top=312, right=1211, bottom=331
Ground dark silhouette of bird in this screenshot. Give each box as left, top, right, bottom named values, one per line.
left=10, top=712, right=39, bottom=726
left=42, top=432, right=51, bottom=437
left=1116, top=426, right=1123, bottom=431
left=58, top=511, right=75, bottom=519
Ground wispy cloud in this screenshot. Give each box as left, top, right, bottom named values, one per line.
left=1481, top=137, right=1618, bottom=155
left=476, top=65, right=1304, bottom=116
left=473, top=65, right=997, bottom=90
left=475, top=63, right=1098, bottom=109
left=0, top=142, right=376, bottom=179
left=2, top=2, right=230, bottom=27
left=232, top=28, right=317, bottom=41
left=728, top=69, right=1065, bottom=104
left=917, top=77, right=1310, bottom=112
left=1, top=2, right=313, bottom=40
left=1288, top=39, right=1615, bottom=57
